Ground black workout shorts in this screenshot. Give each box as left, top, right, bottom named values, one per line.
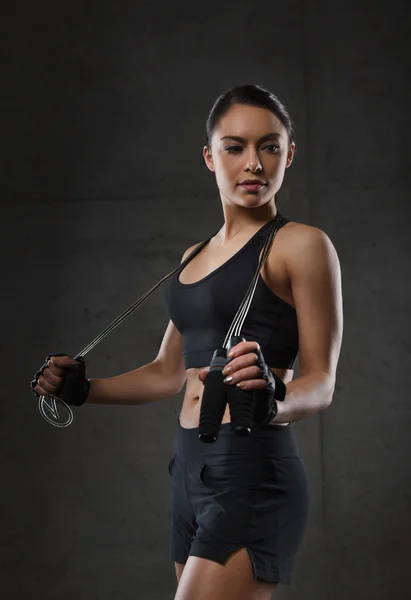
left=167, top=419, right=310, bottom=585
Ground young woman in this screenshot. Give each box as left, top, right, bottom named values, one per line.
left=33, top=85, right=343, bottom=600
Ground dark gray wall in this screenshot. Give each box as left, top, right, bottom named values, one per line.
left=1, top=1, right=410, bottom=599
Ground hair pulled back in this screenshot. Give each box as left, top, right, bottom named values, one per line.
left=205, top=84, right=294, bottom=148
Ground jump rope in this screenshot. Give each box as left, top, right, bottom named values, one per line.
left=32, top=214, right=286, bottom=439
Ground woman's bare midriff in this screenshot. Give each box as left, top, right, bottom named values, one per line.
left=179, top=367, right=294, bottom=428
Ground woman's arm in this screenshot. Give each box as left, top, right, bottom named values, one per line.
left=87, top=320, right=187, bottom=405
left=270, top=225, right=343, bottom=424
left=87, top=359, right=180, bottom=405
left=88, top=244, right=194, bottom=406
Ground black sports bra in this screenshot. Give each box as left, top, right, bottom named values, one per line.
left=165, top=215, right=299, bottom=369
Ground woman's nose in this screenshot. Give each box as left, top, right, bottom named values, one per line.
left=243, top=148, right=262, bottom=172
left=245, top=157, right=262, bottom=172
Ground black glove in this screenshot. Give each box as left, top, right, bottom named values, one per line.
left=252, top=347, right=286, bottom=424
left=31, top=353, right=90, bottom=406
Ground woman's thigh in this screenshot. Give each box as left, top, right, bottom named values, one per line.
left=174, top=548, right=277, bottom=600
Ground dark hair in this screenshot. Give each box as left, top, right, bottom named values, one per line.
left=205, top=84, right=295, bottom=148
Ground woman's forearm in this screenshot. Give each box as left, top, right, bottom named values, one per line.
left=270, top=372, right=335, bottom=424
left=86, top=360, right=181, bottom=405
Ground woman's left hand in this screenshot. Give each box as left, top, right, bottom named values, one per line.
left=198, top=340, right=268, bottom=391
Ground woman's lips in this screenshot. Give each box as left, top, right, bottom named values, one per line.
left=239, top=183, right=266, bottom=192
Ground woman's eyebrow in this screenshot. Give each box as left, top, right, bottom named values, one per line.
left=220, top=133, right=283, bottom=143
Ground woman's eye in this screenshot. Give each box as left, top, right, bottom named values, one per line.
left=263, top=144, right=280, bottom=153
left=225, top=146, right=243, bottom=153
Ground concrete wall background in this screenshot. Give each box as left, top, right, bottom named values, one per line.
left=1, top=1, right=410, bottom=598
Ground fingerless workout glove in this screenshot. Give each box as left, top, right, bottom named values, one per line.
left=252, top=347, right=286, bottom=425
left=31, top=354, right=90, bottom=406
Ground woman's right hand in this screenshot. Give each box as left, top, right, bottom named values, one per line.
left=33, top=355, right=79, bottom=397
left=32, top=354, right=90, bottom=406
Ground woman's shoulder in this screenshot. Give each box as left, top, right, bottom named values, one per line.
left=279, top=217, right=333, bottom=248
left=278, top=217, right=339, bottom=270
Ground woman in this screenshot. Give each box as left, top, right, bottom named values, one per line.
left=33, top=85, right=343, bottom=599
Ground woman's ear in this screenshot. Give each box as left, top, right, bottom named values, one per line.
left=203, top=145, right=215, bottom=172
left=286, top=142, right=296, bottom=168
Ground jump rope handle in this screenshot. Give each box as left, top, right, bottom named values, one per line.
left=198, top=336, right=254, bottom=443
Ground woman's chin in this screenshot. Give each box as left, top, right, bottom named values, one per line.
left=236, top=194, right=269, bottom=207
left=221, top=190, right=271, bottom=208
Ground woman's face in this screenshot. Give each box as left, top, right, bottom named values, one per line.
left=203, top=103, right=295, bottom=208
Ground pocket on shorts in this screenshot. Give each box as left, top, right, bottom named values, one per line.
left=193, top=462, right=206, bottom=485
left=168, top=455, right=176, bottom=476
left=200, top=455, right=276, bottom=490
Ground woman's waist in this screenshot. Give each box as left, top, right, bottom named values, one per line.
left=173, top=416, right=299, bottom=462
